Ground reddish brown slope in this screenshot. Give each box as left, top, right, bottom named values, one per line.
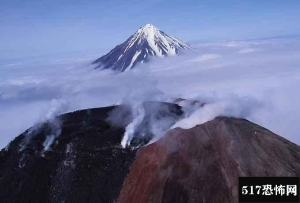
left=117, top=117, right=300, bottom=203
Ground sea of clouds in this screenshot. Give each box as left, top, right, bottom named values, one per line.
left=1, top=37, right=300, bottom=148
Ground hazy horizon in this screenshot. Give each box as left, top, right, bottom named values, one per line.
left=1, top=0, right=300, bottom=58
left=1, top=0, right=300, bottom=149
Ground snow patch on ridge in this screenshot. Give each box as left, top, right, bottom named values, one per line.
left=128, top=50, right=142, bottom=70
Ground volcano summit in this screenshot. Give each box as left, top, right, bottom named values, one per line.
left=92, top=24, right=189, bottom=72
left=1, top=102, right=300, bottom=203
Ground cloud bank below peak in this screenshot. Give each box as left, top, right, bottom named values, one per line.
left=1, top=37, right=300, bottom=148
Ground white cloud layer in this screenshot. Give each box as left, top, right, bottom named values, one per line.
left=1, top=37, right=300, bottom=148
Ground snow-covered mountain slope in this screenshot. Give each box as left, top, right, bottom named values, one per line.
left=92, top=24, right=190, bottom=72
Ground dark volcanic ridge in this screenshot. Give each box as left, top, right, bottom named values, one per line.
left=0, top=102, right=183, bottom=203
left=1, top=101, right=300, bottom=203
left=92, top=24, right=189, bottom=72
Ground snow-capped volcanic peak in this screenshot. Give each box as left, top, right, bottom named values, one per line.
left=133, top=24, right=189, bottom=56
left=93, top=24, right=189, bottom=72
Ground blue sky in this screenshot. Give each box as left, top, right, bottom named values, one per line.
left=1, top=0, right=300, bottom=58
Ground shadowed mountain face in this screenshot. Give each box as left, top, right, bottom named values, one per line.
left=0, top=102, right=183, bottom=203
left=1, top=103, right=300, bottom=203
left=0, top=106, right=137, bottom=203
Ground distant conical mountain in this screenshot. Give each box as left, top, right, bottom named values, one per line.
left=92, top=24, right=189, bottom=72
